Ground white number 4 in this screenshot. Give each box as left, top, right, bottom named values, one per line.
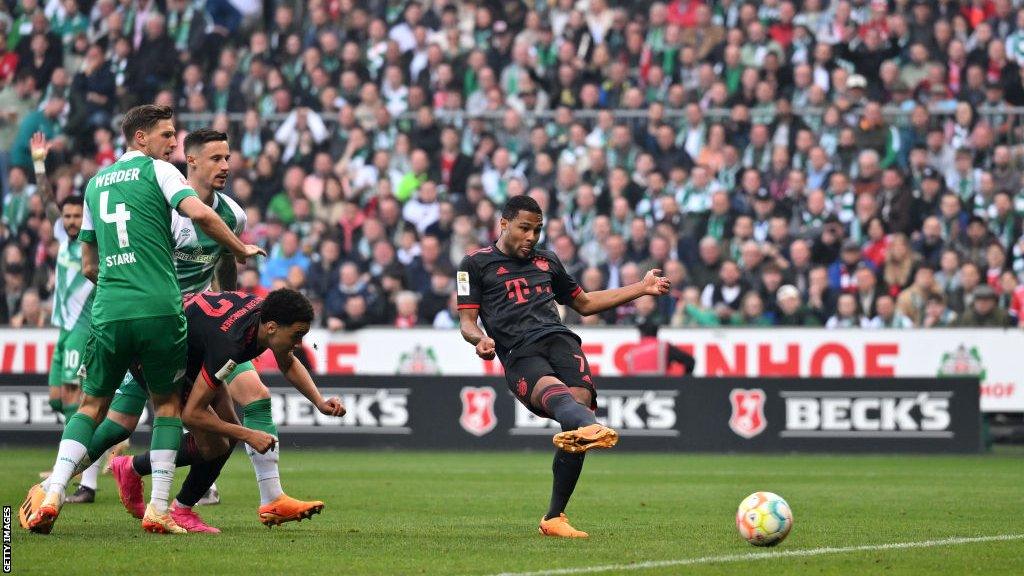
left=100, top=191, right=131, bottom=248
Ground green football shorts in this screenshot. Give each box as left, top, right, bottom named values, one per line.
left=109, top=360, right=257, bottom=416
left=48, top=327, right=90, bottom=387
left=81, top=315, right=187, bottom=398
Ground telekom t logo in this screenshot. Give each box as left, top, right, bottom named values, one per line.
left=505, top=278, right=531, bottom=304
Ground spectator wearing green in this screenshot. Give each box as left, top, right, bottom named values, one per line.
left=396, top=149, right=432, bottom=203
left=266, top=165, right=306, bottom=225
left=0, top=72, right=38, bottom=194
left=11, top=96, right=64, bottom=171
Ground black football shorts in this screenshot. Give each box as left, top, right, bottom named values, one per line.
left=503, top=332, right=597, bottom=417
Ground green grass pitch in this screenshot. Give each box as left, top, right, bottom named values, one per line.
left=4, top=447, right=1023, bottom=575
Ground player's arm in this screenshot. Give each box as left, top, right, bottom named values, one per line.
left=212, top=256, right=237, bottom=291
left=178, top=196, right=265, bottom=264
left=81, top=242, right=99, bottom=283
left=30, top=132, right=60, bottom=222
left=455, top=257, right=495, bottom=359
left=181, top=373, right=277, bottom=453
left=80, top=199, right=99, bottom=283
left=274, top=348, right=346, bottom=416
left=459, top=308, right=496, bottom=360
left=570, top=269, right=671, bottom=316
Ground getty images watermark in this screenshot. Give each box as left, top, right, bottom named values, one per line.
left=3, top=505, right=11, bottom=573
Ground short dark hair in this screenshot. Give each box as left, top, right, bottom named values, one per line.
left=260, top=288, right=314, bottom=326
left=184, top=128, right=228, bottom=154
left=501, top=195, right=543, bottom=221
left=121, top=105, right=174, bottom=142
left=60, top=195, right=84, bottom=210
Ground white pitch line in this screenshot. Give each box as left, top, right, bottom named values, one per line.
left=484, top=533, right=1024, bottom=576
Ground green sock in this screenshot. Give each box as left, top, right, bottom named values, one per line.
left=48, top=413, right=97, bottom=493
left=62, top=412, right=97, bottom=444
left=49, top=398, right=63, bottom=414
left=87, top=418, right=131, bottom=462
left=242, top=399, right=278, bottom=436
left=63, top=403, right=79, bottom=422
left=150, top=417, right=184, bottom=510
left=151, top=417, right=183, bottom=450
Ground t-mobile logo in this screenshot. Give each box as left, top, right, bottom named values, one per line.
left=505, top=278, right=531, bottom=304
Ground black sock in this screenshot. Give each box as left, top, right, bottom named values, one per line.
left=174, top=446, right=234, bottom=508
left=540, top=386, right=597, bottom=430
left=546, top=449, right=586, bottom=520
left=132, top=432, right=203, bottom=476
left=540, top=386, right=597, bottom=521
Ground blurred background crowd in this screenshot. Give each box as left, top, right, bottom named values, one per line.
left=4, top=0, right=1024, bottom=331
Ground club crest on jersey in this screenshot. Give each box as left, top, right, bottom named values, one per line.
left=533, top=257, right=549, bottom=272
left=459, top=386, right=497, bottom=436
left=729, top=388, right=767, bottom=439
left=516, top=377, right=528, bottom=398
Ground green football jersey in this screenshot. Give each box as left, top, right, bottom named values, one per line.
left=51, top=220, right=95, bottom=331
left=79, top=150, right=199, bottom=323
left=172, top=192, right=247, bottom=293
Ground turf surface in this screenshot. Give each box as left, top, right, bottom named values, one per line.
left=4, top=447, right=1023, bottom=575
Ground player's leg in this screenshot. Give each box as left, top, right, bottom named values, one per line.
left=38, top=333, right=67, bottom=479
left=64, top=383, right=103, bottom=504
left=102, top=374, right=153, bottom=518
left=126, top=388, right=238, bottom=532
left=58, top=327, right=103, bottom=502
left=61, top=385, right=82, bottom=430
left=91, top=375, right=145, bottom=460
left=46, top=330, right=67, bottom=419
left=520, top=337, right=611, bottom=538
left=185, top=367, right=246, bottom=508
left=544, top=337, right=614, bottom=453
left=227, top=366, right=324, bottom=526
left=25, top=321, right=126, bottom=533
left=169, top=388, right=238, bottom=532
left=136, top=314, right=189, bottom=534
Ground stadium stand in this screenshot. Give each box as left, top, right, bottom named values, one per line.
left=4, top=0, right=1024, bottom=331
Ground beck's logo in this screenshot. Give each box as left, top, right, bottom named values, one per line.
left=533, top=257, right=549, bottom=271
left=460, top=386, right=497, bottom=436
left=729, top=388, right=767, bottom=439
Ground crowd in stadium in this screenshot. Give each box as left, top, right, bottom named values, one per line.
left=3, top=0, right=1024, bottom=330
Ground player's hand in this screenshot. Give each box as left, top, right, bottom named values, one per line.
left=30, top=131, right=51, bottom=162
left=234, top=244, right=267, bottom=264
left=245, top=430, right=277, bottom=454
left=642, top=269, right=671, bottom=296
left=475, top=337, right=497, bottom=360
left=318, top=396, right=346, bottom=417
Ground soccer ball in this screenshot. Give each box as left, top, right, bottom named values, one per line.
left=735, top=491, right=793, bottom=547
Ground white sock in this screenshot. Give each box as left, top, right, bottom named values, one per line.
left=45, top=440, right=89, bottom=497
left=172, top=499, right=190, bottom=510
left=246, top=441, right=283, bottom=505
left=149, top=449, right=177, bottom=513
left=79, top=454, right=104, bottom=491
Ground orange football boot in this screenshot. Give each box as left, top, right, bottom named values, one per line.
left=258, top=494, right=324, bottom=527
left=552, top=424, right=619, bottom=453
left=539, top=513, right=589, bottom=538
left=19, top=484, right=45, bottom=530
left=26, top=492, right=62, bottom=534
